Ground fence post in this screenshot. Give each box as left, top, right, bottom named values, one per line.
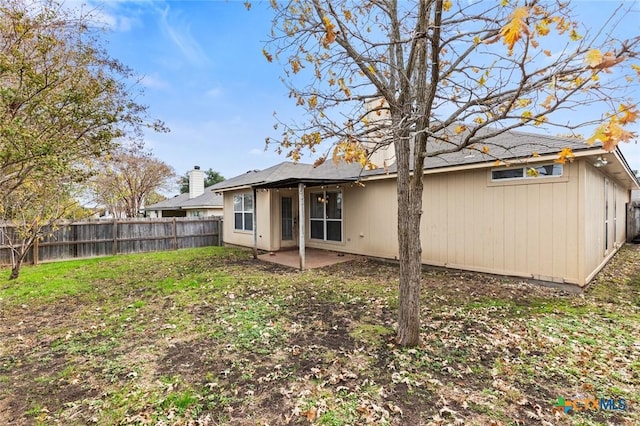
left=172, top=218, right=178, bottom=250
left=72, top=223, right=78, bottom=258
left=112, top=219, right=118, bottom=255
left=217, top=218, right=222, bottom=246
left=33, top=238, right=39, bottom=265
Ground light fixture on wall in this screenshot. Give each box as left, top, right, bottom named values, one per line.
left=594, top=156, right=608, bottom=168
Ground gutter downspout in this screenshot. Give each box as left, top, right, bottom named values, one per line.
left=252, top=186, right=258, bottom=259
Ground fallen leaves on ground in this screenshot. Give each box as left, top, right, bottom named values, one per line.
left=1, top=245, right=639, bottom=425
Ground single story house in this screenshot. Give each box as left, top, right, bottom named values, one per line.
left=210, top=129, right=639, bottom=287
left=145, top=166, right=223, bottom=218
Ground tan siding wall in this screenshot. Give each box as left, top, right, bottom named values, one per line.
left=306, top=180, right=400, bottom=259
left=222, top=189, right=274, bottom=251
left=412, top=164, right=579, bottom=283
left=259, top=191, right=273, bottom=250
left=310, top=163, right=582, bottom=283
left=582, top=163, right=629, bottom=283
left=222, top=157, right=631, bottom=286
left=269, top=191, right=280, bottom=251
left=614, top=183, right=628, bottom=244
left=583, top=163, right=607, bottom=281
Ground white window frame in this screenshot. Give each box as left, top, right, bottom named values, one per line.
left=491, top=163, right=563, bottom=182
left=233, top=193, right=254, bottom=232
left=309, top=190, right=342, bottom=242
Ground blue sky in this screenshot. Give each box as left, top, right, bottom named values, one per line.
left=71, top=0, right=640, bottom=187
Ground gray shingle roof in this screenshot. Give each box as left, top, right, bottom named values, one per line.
left=146, top=187, right=223, bottom=210
left=180, top=189, right=223, bottom=208
left=212, top=128, right=605, bottom=188
left=372, top=127, right=601, bottom=175
left=145, top=192, right=191, bottom=210
left=210, top=161, right=363, bottom=191
left=209, top=163, right=308, bottom=191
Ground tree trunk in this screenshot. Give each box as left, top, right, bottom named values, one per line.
left=8, top=240, right=31, bottom=280
left=9, top=249, right=24, bottom=280
left=395, top=131, right=424, bottom=347
left=9, top=264, right=20, bottom=280
left=394, top=0, right=431, bottom=347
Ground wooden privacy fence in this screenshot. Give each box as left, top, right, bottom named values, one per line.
left=0, top=217, right=222, bottom=266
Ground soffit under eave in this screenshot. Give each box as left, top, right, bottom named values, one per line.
left=606, top=150, right=640, bottom=190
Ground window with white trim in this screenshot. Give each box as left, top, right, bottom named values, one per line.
left=233, top=193, right=253, bottom=231
left=310, top=190, right=342, bottom=242
left=491, top=164, right=563, bottom=181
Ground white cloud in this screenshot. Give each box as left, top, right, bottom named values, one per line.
left=157, top=5, right=210, bottom=66
left=65, top=0, right=142, bottom=32
left=141, top=74, right=170, bottom=90
left=206, top=87, right=223, bottom=97
left=92, top=9, right=136, bottom=31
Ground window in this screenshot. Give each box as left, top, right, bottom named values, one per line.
left=233, top=193, right=253, bottom=231
left=491, top=164, right=563, bottom=181
left=281, top=196, right=293, bottom=240
left=310, top=190, right=342, bottom=242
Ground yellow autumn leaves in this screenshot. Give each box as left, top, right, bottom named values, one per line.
left=496, top=5, right=576, bottom=55
left=585, top=49, right=624, bottom=70
left=493, top=5, right=638, bottom=152
left=322, top=15, right=337, bottom=48
left=500, top=6, right=529, bottom=53
left=332, top=139, right=371, bottom=168
left=555, top=147, right=575, bottom=165
left=265, top=1, right=638, bottom=161
left=587, top=104, right=639, bottom=151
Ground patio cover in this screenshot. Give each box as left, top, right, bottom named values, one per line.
left=210, top=161, right=364, bottom=269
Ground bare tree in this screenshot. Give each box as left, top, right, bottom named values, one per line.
left=90, top=149, right=176, bottom=218
left=263, top=0, right=640, bottom=345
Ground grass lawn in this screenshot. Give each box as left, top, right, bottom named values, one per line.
left=0, top=245, right=639, bottom=425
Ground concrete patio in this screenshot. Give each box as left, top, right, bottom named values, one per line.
left=257, top=248, right=358, bottom=269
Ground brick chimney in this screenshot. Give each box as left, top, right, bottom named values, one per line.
left=188, top=166, right=205, bottom=199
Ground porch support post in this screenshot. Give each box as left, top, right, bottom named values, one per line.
left=252, top=186, right=258, bottom=259
left=298, top=182, right=305, bottom=270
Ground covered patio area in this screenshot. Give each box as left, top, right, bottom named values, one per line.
left=209, top=160, right=365, bottom=270
left=257, top=248, right=358, bottom=269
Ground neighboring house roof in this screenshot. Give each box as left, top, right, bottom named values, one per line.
left=146, top=187, right=223, bottom=211
left=211, top=127, right=640, bottom=191
left=146, top=192, right=192, bottom=210
left=180, top=189, right=223, bottom=209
